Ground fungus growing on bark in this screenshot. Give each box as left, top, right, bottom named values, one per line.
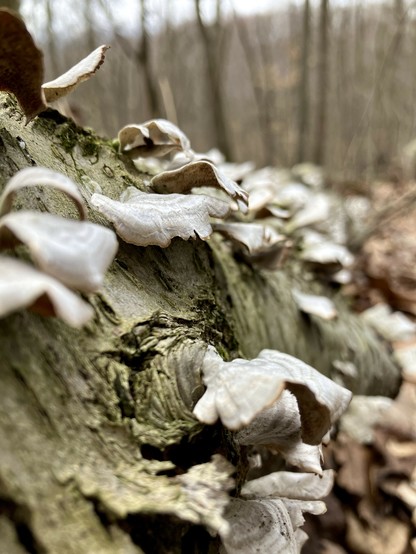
left=219, top=496, right=326, bottom=554
left=0, top=167, right=117, bottom=324
left=0, top=9, right=109, bottom=121
left=220, top=471, right=333, bottom=552
left=90, top=187, right=230, bottom=247
left=0, top=211, right=118, bottom=292
left=42, top=45, right=110, bottom=104
left=150, top=160, right=249, bottom=214
left=292, top=289, right=338, bottom=321
left=212, top=222, right=287, bottom=268
left=0, top=166, right=87, bottom=219
left=0, top=256, right=93, bottom=327
left=193, top=345, right=352, bottom=436
left=234, top=390, right=324, bottom=474
left=118, top=119, right=193, bottom=159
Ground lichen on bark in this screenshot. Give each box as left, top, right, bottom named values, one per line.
left=0, top=93, right=401, bottom=553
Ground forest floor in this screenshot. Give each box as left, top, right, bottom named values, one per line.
left=304, top=179, right=416, bottom=554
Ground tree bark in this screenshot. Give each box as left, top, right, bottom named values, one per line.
left=0, top=94, right=400, bottom=553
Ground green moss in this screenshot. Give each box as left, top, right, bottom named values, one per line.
left=57, top=122, right=81, bottom=152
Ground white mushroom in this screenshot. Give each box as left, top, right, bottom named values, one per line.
left=0, top=256, right=93, bottom=327
left=0, top=211, right=118, bottom=292
left=234, top=391, right=323, bottom=474
left=0, top=167, right=87, bottom=219
left=300, top=231, right=354, bottom=268
left=213, top=222, right=285, bottom=255
left=118, top=119, right=192, bottom=159
left=150, top=161, right=249, bottom=214
left=42, top=45, right=110, bottom=104
left=292, top=289, right=338, bottom=321
left=241, top=469, right=334, bottom=501
left=219, top=497, right=317, bottom=554
left=193, top=346, right=352, bottom=439
left=90, top=188, right=230, bottom=247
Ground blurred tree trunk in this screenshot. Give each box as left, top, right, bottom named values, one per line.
left=313, top=0, right=330, bottom=166
left=194, top=0, right=231, bottom=159
left=1, top=0, right=20, bottom=12
left=297, top=0, right=311, bottom=163
left=138, top=0, right=162, bottom=118
left=0, top=95, right=401, bottom=553
left=234, top=15, right=273, bottom=166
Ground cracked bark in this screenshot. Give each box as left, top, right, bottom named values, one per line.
left=0, top=93, right=401, bottom=553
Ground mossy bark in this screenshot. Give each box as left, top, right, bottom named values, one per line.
left=0, top=94, right=401, bottom=553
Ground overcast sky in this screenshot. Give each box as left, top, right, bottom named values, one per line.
left=19, top=0, right=323, bottom=43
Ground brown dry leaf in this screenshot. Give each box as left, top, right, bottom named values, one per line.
left=334, top=433, right=374, bottom=497
left=378, top=382, right=416, bottom=441
left=42, top=45, right=109, bottom=103
left=0, top=9, right=46, bottom=121
left=345, top=511, right=410, bottom=554
left=320, top=539, right=348, bottom=554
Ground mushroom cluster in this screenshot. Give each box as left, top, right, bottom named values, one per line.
left=0, top=167, right=118, bottom=326
left=191, top=345, right=352, bottom=551
left=90, top=119, right=250, bottom=247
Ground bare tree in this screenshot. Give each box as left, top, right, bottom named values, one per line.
left=313, top=0, right=330, bottom=166
left=194, top=0, right=231, bottom=159
left=297, top=0, right=311, bottom=163
left=138, top=0, right=162, bottom=118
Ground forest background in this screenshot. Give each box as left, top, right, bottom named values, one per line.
left=6, top=0, right=416, bottom=183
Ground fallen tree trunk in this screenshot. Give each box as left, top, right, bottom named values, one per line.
left=0, top=94, right=400, bottom=553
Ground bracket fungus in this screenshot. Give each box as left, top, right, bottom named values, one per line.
left=234, top=390, right=324, bottom=474
left=91, top=187, right=231, bottom=247
left=0, top=166, right=87, bottom=219
left=193, top=345, right=352, bottom=436
left=42, top=45, right=110, bottom=104
left=241, top=468, right=334, bottom=502
left=0, top=167, right=118, bottom=325
left=118, top=118, right=193, bottom=159
left=292, top=289, right=338, bottom=321
left=0, top=211, right=118, bottom=292
left=0, top=256, right=93, bottom=327
left=219, top=496, right=326, bottom=554
left=212, top=222, right=287, bottom=268
left=0, top=9, right=109, bottom=121
left=218, top=471, right=334, bottom=553
left=150, top=160, right=249, bottom=214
